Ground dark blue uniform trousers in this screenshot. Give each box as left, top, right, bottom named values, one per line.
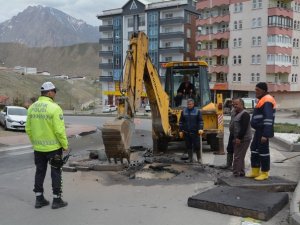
left=184, top=133, right=200, bottom=160
left=250, top=130, right=270, bottom=172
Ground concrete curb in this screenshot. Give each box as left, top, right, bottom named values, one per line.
left=290, top=180, right=300, bottom=225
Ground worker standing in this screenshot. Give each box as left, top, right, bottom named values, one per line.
left=26, top=81, right=68, bottom=209
left=246, top=82, right=276, bottom=180
left=179, top=98, right=204, bottom=163
left=231, top=98, right=252, bottom=177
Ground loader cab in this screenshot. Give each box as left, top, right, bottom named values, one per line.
left=164, top=61, right=211, bottom=108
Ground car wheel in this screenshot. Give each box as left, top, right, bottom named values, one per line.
left=4, top=121, right=8, bottom=131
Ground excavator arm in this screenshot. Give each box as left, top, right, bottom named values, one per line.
left=101, top=32, right=170, bottom=163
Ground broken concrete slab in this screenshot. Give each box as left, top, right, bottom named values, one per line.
left=217, top=176, right=297, bottom=192
left=62, top=166, right=77, bottom=172
left=93, top=164, right=125, bottom=171
left=188, top=186, right=289, bottom=221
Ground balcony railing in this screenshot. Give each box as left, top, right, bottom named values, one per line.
left=160, top=17, right=185, bottom=25
left=196, top=31, right=230, bottom=42
left=196, top=48, right=229, bottom=57
left=266, top=65, right=291, bottom=73
left=99, top=51, right=113, bottom=57
left=208, top=65, right=229, bottom=73
left=99, top=25, right=113, bottom=32
left=99, top=38, right=113, bottom=44
left=160, top=31, right=185, bottom=39
left=99, top=63, right=113, bottom=69
left=159, top=46, right=185, bottom=54
left=268, top=7, right=293, bottom=18
left=197, top=14, right=230, bottom=26
left=197, top=0, right=230, bottom=10
left=267, top=82, right=291, bottom=92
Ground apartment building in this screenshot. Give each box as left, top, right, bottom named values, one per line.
left=196, top=0, right=300, bottom=108
left=97, top=0, right=198, bottom=105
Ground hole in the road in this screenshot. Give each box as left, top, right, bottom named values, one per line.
left=135, top=170, right=177, bottom=179
left=134, top=164, right=180, bottom=180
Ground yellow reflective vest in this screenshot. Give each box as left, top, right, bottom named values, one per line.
left=26, top=96, right=68, bottom=152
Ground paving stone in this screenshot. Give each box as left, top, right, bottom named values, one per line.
left=188, top=186, right=289, bottom=221
left=217, top=176, right=297, bottom=192
left=92, top=164, right=125, bottom=171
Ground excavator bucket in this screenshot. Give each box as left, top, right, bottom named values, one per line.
left=101, top=118, right=134, bottom=164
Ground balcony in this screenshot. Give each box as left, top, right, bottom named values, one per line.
left=160, top=17, right=185, bottom=25
left=99, top=25, right=113, bottom=32
left=267, top=26, right=292, bottom=37
left=197, top=0, right=230, bottom=10
left=267, top=46, right=292, bottom=55
left=196, top=31, right=230, bottom=42
left=99, top=63, right=113, bottom=69
left=160, top=31, right=185, bottom=39
left=210, top=82, right=228, bottom=90
left=99, top=51, right=113, bottom=57
left=267, top=82, right=290, bottom=92
left=197, top=14, right=230, bottom=26
left=99, top=38, right=113, bottom=44
left=159, top=46, right=185, bottom=54
left=266, top=65, right=291, bottom=74
left=196, top=48, right=229, bottom=57
left=268, top=7, right=293, bottom=18
left=208, top=65, right=229, bottom=73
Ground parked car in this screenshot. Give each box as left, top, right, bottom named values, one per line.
left=145, top=104, right=151, bottom=112
left=0, top=106, right=27, bottom=130
left=102, top=105, right=117, bottom=113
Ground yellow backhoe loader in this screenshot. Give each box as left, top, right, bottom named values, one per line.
left=101, top=32, right=224, bottom=163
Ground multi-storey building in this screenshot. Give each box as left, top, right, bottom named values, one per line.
left=97, top=0, right=198, bottom=105
left=196, top=0, right=300, bottom=108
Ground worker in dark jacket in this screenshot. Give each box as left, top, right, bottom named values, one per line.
left=246, top=82, right=276, bottom=181
left=231, top=98, right=252, bottom=177
left=179, top=99, right=204, bottom=162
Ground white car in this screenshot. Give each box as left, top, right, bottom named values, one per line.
left=145, top=104, right=151, bottom=112
left=0, top=106, right=27, bottom=130
left=102, top=105, right=117, bottom=113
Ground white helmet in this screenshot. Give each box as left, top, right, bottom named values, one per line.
left=41, top=82, right=56, bottom=91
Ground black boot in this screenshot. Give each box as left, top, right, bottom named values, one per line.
left=35, top=195, right=50, bottom=208
left=52, top=197, right=68, bottom=209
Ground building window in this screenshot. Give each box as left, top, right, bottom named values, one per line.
left=233, top=38, right=237, bottom=48
left=258, top=0, right=262, bottom=8
left=165, top=13, right=173, bottom=18
left=128, top=18, right=133, bottom=27
left=233, top=73, right=237, bottom=81
left=115, top=58, right=119, bottom=65
left=291, top=74, right=298, bottom=83
left=187, top=43, right=190, bottom=52
left=187, top=28, right=191, bottom=38
left=165, top=56, right=172, bottom=61
left=165, top=42, right=172, bottom=47
left=237, top=73, right=241, bottom=82
left=257, top=17, right=262, bottom=27
left=251, top=73, right=255, bottom=82
left=238, top=55, right=242, bottom=64
left=256, top=73, right=260, bottom=81
left=239, top=20, right=243, bottom=29
left=187, top=13, right=191, bottom=23
left=252, top=18, right=256, bottom=28
left=233, top=56, right=237, bottom=64
left=257, top=36, right=262, bottom=45
left=252, top=37, right=256, bottom=46
left=252, top=55, right=256, bottom=64
left=234, top=21, right=238, bottom=30
left=257, top=55, right=261, bottom=64
left=252, top=0, right=257, bottom=9
left=238, top=38, right=242, bottom=47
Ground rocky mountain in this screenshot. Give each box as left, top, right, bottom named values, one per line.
left=0, top=5, right=99, bottom=47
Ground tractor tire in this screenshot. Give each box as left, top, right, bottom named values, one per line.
left=153, top=137, right=168, bottom=154
left=207, top=134, right=219, bottom=152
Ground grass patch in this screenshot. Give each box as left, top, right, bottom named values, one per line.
left=274, top=123, right=300, bottom=134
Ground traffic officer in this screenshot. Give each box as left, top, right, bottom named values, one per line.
left=246, top=82, right=276, bottom=180
left=179, top=98, right=204, bottom=163
left=26, top=81, right=69, bottom=209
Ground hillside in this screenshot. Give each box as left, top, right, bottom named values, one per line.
left=0, top=70, right=101, bottom=110
left=0, top=43, right=100, bottom=78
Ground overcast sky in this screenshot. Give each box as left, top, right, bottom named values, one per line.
left=0, top=0, right=128, bottom=26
